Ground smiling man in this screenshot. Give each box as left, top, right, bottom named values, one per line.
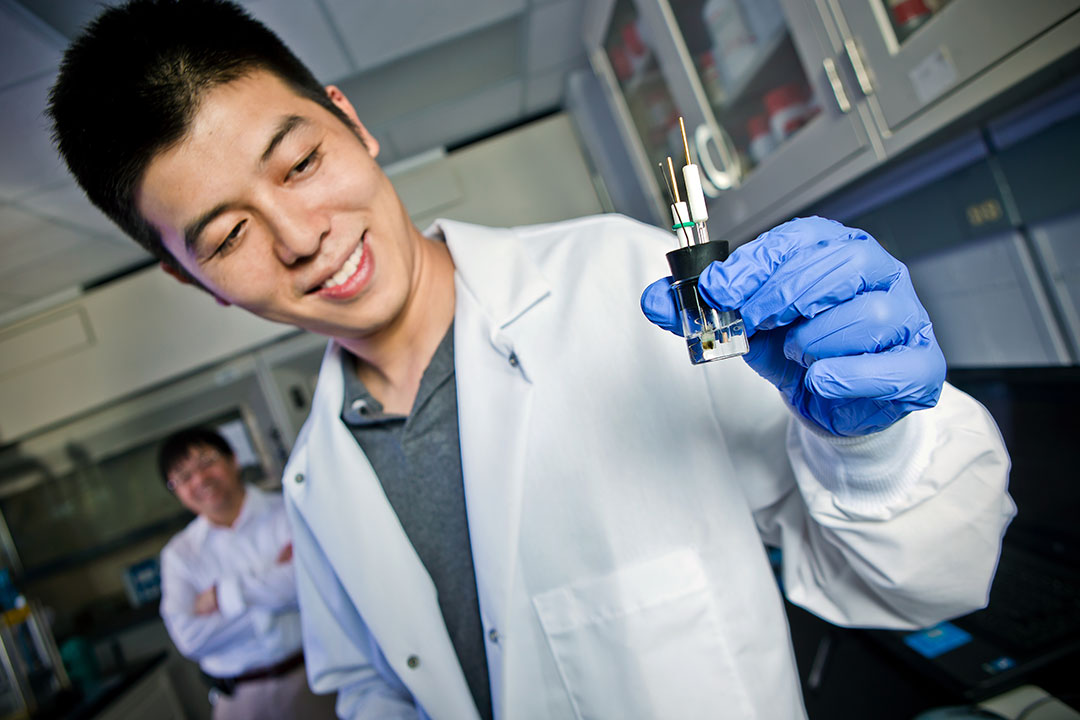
left=48, top=2, right=1014, bottom=719
left=157, top=427, right=336, bottom=719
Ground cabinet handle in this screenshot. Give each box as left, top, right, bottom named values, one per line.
left=844, top=37, right=874, bottom=96
left=823, top=57, right=852, bottom=113
left=693, top=122, right=738, bottom=191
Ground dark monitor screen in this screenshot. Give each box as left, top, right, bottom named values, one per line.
left=947, top=367, right=1080, bottom=569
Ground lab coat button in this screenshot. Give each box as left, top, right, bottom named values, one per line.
left=294, top=473, right=304, bottom=484
left=508, top=352, right=519, bottom=368
left=406, top=655, right=420, bottom=669
left=488, top=629, right=499, bottom=644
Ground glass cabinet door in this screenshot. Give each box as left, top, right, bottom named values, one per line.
left=586, top=0, right=876, bottom=241
left=830, top=0, right=1080, bottom=132
left=592, top=0, right=699, bottom=222
left=666, top=0, right=822, bottom=178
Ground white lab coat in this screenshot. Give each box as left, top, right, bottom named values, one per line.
left=283, top=215, right=1014, bottom=720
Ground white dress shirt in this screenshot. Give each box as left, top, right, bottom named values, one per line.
left=160, top=484, right=303, bottom=678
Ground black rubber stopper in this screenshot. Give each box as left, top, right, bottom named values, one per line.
left=665, top=240, right=730, bottom=283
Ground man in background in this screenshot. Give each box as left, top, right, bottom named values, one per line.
left=157, top=427, right=335, bottom=719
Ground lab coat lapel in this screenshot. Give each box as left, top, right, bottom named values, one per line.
left=288, top=344, right=478, bottom=718
left=441, top=221, right=549, bottom=679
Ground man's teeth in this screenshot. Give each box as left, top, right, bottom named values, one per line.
left=322, top=243, right=364, bottom=289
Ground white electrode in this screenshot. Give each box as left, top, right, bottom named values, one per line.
left=671, top=201, right=693, bottom=245
left=682, top=165, right=709, bottom=223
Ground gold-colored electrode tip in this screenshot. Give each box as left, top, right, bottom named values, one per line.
left=678, top=116, right=691, bottom=166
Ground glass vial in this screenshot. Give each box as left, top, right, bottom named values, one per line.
left=665, top=240, right=749, bottom=365
left=669, top=276, right=748, bottom=363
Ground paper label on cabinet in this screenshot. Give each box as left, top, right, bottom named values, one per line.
left=910, top=47, right=958, bottom=105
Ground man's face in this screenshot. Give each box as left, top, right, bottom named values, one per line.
left=166, top=445, right=243, bottom=519
left=137, top=71, right=421, bottom=339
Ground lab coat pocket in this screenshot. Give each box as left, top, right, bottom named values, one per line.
left=532, top=547, right=755, bottom=720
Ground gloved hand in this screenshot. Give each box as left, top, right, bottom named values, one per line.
left=641, top=216, right=946, bottom=437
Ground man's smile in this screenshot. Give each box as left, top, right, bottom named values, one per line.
left=312, top=231, right=374, bottom=300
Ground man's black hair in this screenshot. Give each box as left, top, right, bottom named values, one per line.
left=157, top=426, right=235, bottom=485
left=47, top=0, right=354, bottom=284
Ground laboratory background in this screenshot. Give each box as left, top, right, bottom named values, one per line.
left=0, top=0, right=1078, bottom=718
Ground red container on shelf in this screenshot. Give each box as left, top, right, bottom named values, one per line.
left=609, top=44, right=633, bottom=83
left=891, top=0, right=933, bottom=35
left=764, top=83, right=810, bottom=141
left=747, top=113, right=777, bottom=165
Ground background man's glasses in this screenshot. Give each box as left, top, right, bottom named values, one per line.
left=167, top=451, right=224, bottom=491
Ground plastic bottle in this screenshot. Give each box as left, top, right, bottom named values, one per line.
left=764, top=83, right=811, bottom=141
left=702, top=0, right=757, bottom=89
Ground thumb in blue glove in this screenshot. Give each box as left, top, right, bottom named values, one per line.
left=642, top=217, right=946, bottom=436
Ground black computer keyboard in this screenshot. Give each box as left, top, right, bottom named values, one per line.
left=960, top=549, right=1080, bottom=654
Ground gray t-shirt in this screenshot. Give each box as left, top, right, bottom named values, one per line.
left=339, top=325, right=492, bottom=720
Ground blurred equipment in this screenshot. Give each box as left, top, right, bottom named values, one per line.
left=0, top=601, right=71, bottom=719
left=122, top=558, right=162, bottom=609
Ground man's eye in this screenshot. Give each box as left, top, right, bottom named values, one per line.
left=215, top=220, right=246, bottom=256
left=288, top=147, right=321, bottom=180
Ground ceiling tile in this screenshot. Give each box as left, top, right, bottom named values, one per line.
left=0, top=73, right=70, bottom=201
left=525, top=0, right=586, bottom=74
left=0, top=235, right=148, bottom=299
left=388, top=79, right=524, bottom=157
left=323, top=0, right=525, bottom=72
left=17, top=182, right=126, bottom=239
left=240, top=0, right=354, bottom=82
left=335, top=18, right=520, bottom=130
left=0, top=3, right=64, bottom=89
left=10, top=0, right=121, bottom=39
left=0, top=204, right=86, bottom=271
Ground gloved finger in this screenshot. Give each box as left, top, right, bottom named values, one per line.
left=741, top=326, right=807, bottom=398
left=782, top=287, right=928, bottom=366
left=698, top=217, right=849, bottom=311
left=640, top=276, right=683, bottom=336
left=699, top=218, right=904, bottom=334
left=803, top=329, right=945, bottom=404
left=717, top=237, right=904, bottom=335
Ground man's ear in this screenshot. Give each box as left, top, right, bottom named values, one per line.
left=159, top=262, right=231, bottom=307
left=159, top=261, right=191, bottom=285
left=325, top=85, right=380, bottom=159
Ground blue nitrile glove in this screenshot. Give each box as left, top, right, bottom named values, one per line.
left=641, top=216, right=946, bottom=437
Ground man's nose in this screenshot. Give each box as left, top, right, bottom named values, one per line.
left=268, top=203, right=331, bottom=265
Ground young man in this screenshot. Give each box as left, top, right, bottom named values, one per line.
left=158, top=427, right=336, bottom=719
left=50, top=2, right=1014, bottom=718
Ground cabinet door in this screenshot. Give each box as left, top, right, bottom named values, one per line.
left=585, top=0, right=876, bottom=241
left=584, top=0, right=704, bottom=224
left=829, top=0, right=1080, bottom=133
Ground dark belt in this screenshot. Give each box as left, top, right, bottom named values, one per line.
left=208, top=652, right=304, bottom=696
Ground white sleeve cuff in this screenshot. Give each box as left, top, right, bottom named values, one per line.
left=216, top=577, right=246, bottom=619
left=788, top=403, right=937, bottom=519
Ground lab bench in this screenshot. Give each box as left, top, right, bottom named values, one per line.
left=785, top=600, right=1080, bottom=720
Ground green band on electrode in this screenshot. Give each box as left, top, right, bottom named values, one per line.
left=671, top=221, right=695, bottom=231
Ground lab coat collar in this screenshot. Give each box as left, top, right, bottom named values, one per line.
left=433, top=219, right=551, bottom=332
